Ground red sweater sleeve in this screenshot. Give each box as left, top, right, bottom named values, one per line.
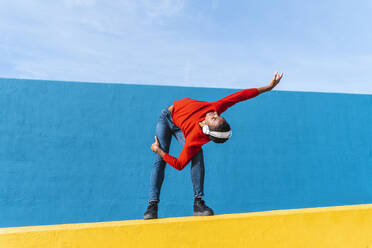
left=213, top=88, right=259, bottom=114
left=162, top=144, right=201, bottom=171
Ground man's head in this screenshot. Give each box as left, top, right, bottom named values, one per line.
left=203, top=111, right=231, bottom=143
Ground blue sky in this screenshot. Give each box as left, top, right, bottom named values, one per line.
left=1, top=0, right=371, bottom=94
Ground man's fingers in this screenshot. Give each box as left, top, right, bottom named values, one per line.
left=272, top=72, right=278, bottom=81
left=155, top=136, right=159, bottom=143
left=275, top=72, right=284, bottom=81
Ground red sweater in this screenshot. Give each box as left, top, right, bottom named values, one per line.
left=163, top=88, right=259, bottom=171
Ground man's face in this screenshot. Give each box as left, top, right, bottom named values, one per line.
left=205, top=111, right=224, bottom=130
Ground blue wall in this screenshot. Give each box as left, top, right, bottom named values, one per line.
left=0, top=78, right=371, bottom=227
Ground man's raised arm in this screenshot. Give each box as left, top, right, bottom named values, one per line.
left=214, top=72, right=284, bottom=114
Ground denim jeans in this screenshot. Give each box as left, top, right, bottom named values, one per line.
left=148, top=108, right=205, bottom=203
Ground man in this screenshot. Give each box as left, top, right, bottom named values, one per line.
left=144, top=72, right=284, bottom=219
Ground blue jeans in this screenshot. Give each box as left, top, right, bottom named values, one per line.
left=148, top=108, right=205, bottom=203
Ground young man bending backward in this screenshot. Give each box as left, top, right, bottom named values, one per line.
left=144, top=72, right=284, bottom=219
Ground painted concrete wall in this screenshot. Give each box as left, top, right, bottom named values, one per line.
left=0, top=78, right=371, bottom=227
left=2, top=204, right=372, bottom=248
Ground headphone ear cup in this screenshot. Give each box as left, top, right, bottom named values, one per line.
left=202, top=125, right=209, bottom=135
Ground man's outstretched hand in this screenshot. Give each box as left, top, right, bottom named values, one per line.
left=269, top=72, right=284, bottom=90
left=258, top=71, right=284, bottom=94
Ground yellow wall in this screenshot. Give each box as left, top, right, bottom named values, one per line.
left=1, top=204, right=372, bottom=248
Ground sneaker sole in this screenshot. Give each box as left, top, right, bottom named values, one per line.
left=193, top=211, right=214, bottom=216
left=143, top=214, right=158, bottom=220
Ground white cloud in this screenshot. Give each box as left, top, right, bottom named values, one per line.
left=64, top=0, right=97, bottom=7
left=0, top=0, right=371, bottom=94
left=141, top=0, right=185, bottom=17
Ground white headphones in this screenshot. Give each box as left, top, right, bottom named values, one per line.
left=202, top=125, right=232, bottom=139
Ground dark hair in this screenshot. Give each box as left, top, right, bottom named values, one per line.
left=208, top=119, right=231, bottom=144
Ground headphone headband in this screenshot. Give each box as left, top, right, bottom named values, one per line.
left=202, top=125, right=232, bottom=139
